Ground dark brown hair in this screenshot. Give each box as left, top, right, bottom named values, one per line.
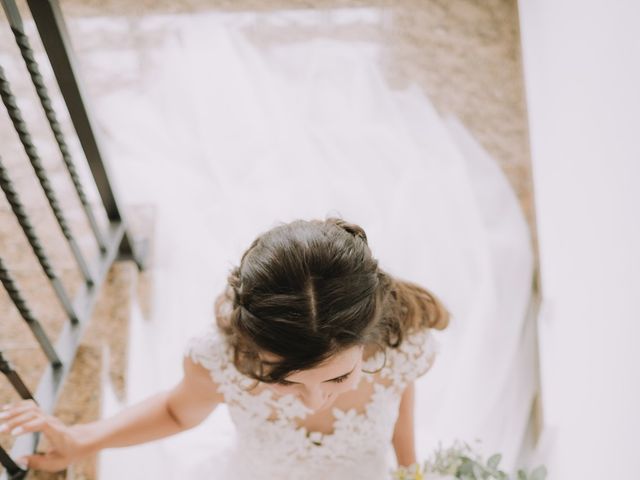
left=215, top=217, right=449, bottom=383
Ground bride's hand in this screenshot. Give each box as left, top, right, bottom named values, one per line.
left=0, top=399, right=92, bottom=472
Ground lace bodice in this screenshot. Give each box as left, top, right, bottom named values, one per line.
left=185, top=325, right=439, bottom=480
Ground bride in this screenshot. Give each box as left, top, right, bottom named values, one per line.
left=0, top=8, right=533, bottom=478
left=1, top=217, right=449, bottom=479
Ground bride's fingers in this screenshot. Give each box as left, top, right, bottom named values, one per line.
left=7, top=417, right=48, bottom=436
left=0, top=409, right=63, bottom=439
left=0, top=411, right=38, bottom=435
left=0, top=400, right=42, bottom=429
left=0, top=400, right=64, bottom=433
left=9, top=416, right=66, bottom=443
left=0, top=401, right=39, bottom=421
left=1, top=399, right=38, bottom=412
left=20, top=451, right=68, bottom=473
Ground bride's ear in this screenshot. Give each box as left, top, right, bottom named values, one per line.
left=361, top=344, right=388, bottom=374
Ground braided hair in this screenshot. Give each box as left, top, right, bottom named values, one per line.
left=214, top=217, right=449, bottom=384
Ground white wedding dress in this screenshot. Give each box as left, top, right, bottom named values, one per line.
left=65, top=7, right=537, bottom=479
left=184, top=325, right=438, bottom=479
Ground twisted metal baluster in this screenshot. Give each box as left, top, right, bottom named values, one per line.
left=0, top=348, right=33, bottom=480
left=0, top=351, right=33, bottom=400
left=0, top=445, right=27, bottom=479
left=0, top=256, right=62, bottom=367
left=0, top=156, right=78, bottom=324
left=0, top=64, right=94, bottom=286
left=11, top=26, right=107, bottom=255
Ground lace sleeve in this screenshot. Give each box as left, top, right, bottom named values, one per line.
left=184, top=325, right=255, bottom=403
left=384, top=328, right=440, bottom=391
left=184, top=325, right=231, bottom=386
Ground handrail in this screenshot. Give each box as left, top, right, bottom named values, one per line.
left=0, top=0, right=147, bottom=477
left=0, top=154, right=80, bottom=324
left=26, top=0, right=143, bottom=267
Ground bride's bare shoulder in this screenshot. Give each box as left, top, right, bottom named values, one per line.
left=163, top=352, right=225, bottom=430
left=182, top=353, right=226, bottom=403
left=182, top=323, right=232, bottom=403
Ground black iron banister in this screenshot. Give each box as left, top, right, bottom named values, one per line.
left=5, top=221, right=128, bottom=471
left=26, top=0, right=144, bottom=269
left=0, top=0, right=148, bottom=475
left=0, top=447, right=25, bottom=480
left=0, top=354, right=32, bottom=480
left=0, top=256, right=62, bottom=367
left=0, top=353, right=34, bottom=401
left=0, top=219, right=128, bottom=477
left=0, top=65, right=95, bottom=286
left=0, top=155, right=80, bottom=324
left=9, top=21, right=108, bottom=255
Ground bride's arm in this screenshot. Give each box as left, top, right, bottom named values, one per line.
left=392, top=381, right=417, bottom=467
left=80, top=356, right=224, bottom=449
left=0, top=356, right=223, bottom=471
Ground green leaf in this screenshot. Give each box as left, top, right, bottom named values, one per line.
left=530, top=466, right=548, bottom=480
left=487, top=454, right=502, bottom=470
left=517, top=470, right=528, bottom=480
left=457, top=457, right=475, bottom=476
left=472, top=463, right=484, bottom=478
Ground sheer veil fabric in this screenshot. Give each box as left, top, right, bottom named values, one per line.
left=89, top=9, right=534, bottom=478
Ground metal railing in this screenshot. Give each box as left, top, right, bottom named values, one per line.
left=0, top=0, right=146, bottom=478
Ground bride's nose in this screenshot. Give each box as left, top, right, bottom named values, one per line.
left=299, top=387, right=327, bottom=410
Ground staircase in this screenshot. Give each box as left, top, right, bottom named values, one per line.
left=0, top=202, right=154, bottom=480
left=0, top=0, right=153, bottom=478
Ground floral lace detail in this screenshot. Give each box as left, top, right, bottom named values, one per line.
left=185, top=325, right=440, bottom=480
left=374, top=328, right=440, bottom=391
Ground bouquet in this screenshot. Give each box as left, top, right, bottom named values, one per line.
left=391, top=441, right=547, bottom=480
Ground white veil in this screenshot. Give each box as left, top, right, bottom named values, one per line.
left=86, top=9, right=535, bottom=477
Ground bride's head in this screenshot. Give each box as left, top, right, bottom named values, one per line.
left=215, top=217, right=448, bottom=406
